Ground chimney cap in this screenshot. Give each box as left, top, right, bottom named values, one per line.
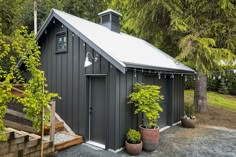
left=98, top=9, right=122, bottom=16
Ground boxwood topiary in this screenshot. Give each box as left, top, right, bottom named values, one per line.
left=127, top=129, right=141, bottom=144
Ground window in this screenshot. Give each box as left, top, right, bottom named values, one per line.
left=56, top=32, right=67, bottom=53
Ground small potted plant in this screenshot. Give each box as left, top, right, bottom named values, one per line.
left=180, top=102, right=196, bottom=128
left=126, top=129, right=143, bottom=156
left=129, top=83, right=163, bottom=152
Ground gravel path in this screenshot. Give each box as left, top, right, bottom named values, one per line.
left=57, top=125, right=236, bottom=157
left=56, top=143, right=119, bottom=157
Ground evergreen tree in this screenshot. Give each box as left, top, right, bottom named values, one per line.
left=112, top=0, right=236, bottom=112
left=218, top=79, right=229, bottom=94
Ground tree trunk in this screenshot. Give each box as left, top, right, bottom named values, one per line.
left=194, top=74, right=207, bottom=113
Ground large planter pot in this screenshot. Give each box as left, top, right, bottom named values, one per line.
left=180, top=117, right=196, bottom=128
left=139, top=125, right=159, bottom=152
left=125, top=141, right=143, bottom=156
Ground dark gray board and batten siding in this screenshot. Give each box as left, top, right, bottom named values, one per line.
left=39, top=19, right=184, bottom=150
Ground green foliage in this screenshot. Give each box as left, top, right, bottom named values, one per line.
left=218, top=79, right=229, bottom=94
left=207, top=77, right=220, bottom=92
left=126, top=129, right=141, bottom=144
left=185, top=72, right=236, bottom=96
left=16, top=0, right=110, bottom=32
left=0, top=27, right=59, bottom=140
left=226, top=72, right=236, bottom=95
left=129, top=83, right=163, bottom=129
left=0, top=74, right=14, bottom=141
left=184, top=102, right=194, bottom=118
left=176, top=34, right=235, bottom=74
left=0, top=0, right=24, bottom=35
left=111, top=0, right=236, bottom=66
left=110, top=0, right=180, bottom=57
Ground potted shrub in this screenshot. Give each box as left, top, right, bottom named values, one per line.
left=129, top=83, right=163, bottom=151
left=125, top=129, right=143, bottom=155
left=180, top=102, right=196, bottom=128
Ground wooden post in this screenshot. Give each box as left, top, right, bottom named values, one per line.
left=34, top=0, right=37, bottom=35
left=50, top=100, right=56, bottom=144
left=40, top=72, right=45, bottom=157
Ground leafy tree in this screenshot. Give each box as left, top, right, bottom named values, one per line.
left=17, top=0, right=64, bottom=32
left=110, top=0, right=182, bottom=57
left=17, top=0, right=110, bottom=32
left=112, top=0, right=236, bottom=112
left=0, top=27, right=59, bottom=140
left=175, top=0, right=236, bottom=112
left=63, top=0, right=110, bottom=22
left=0, top=0, right=24, bottom=35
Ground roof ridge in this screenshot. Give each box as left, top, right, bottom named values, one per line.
left=37, top=9, right=194, bottom=73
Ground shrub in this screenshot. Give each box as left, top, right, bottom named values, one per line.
left=129, top=83, right=163, bottom=129
left=226, top=72, right=236, bottom=95
left=218, top=79, right=228, bottom=94
left=127, top=129, right=141, bottom=144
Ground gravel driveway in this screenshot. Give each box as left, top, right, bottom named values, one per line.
left=57, top=125, right=236, bottom=157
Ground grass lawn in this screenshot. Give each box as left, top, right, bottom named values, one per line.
left=185, top=90, right=236, bottom=112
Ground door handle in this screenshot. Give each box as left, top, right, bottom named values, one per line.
left=89, top=107, right=92, bottom=113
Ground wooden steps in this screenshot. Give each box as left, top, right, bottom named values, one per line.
left=0, top=128, right=54, bottom=157
left=54, top=131, right=83, bottom=151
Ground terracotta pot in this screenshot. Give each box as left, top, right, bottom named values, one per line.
left=180, top=117, right=196, bottom=128
left=125, top=141, right=143, bottom=156
left=139, top=125, right=159, bottom=152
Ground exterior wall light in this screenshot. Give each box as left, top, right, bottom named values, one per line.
left=84, top=52, right=98, bottom=67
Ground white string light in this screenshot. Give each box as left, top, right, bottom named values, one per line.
left=158, top=73, right=161, bottom=79
left=124, top=68, right=235, bottom=82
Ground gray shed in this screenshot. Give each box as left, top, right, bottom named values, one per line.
left=37, top=9, right=194, bottom=151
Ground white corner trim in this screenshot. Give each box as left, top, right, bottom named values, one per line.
left=108, top=147, right=124, bottom=153
left=172, top=121, right=181, bottom=126
left=160, top=126, right=171, bottom=132
left=86, top=141, right=105, bottom=149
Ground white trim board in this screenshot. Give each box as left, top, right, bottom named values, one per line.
left=108, top=147, right=124, bottom=153
left=160, top=126, right=171, bottom=132
left=172, top=121, right=181, bottom=126
left=86, top=141, right=105, bottom=149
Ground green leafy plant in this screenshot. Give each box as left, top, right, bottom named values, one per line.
left=129, top=83, right=164, bottom=129
left=184, top=102, right=195, bottom=120
left=0, top=27, right=59, bottom=140
left=218, top=79, right=229, bottom=95
left=127, top=129, right=141, bottom=144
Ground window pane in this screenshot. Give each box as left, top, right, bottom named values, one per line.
left=56, top=33, right=67, bottom=52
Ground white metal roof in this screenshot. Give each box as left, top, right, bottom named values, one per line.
left=98, top=9, right=122, bottom=16
left=37, top=9, right=195, bottom=73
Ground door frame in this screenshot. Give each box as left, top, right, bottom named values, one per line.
left=86, top=74, right=107, bottom=149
